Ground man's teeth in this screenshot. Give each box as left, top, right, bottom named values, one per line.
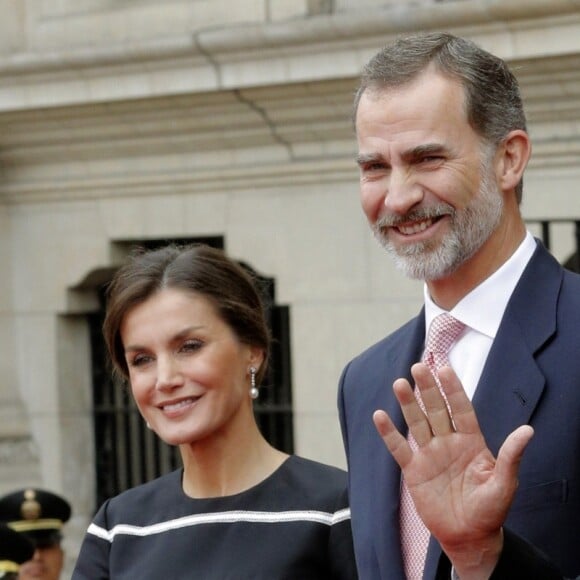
left=163, top=398, right=195, bottom=412
left=398, top=218, right=433, bottom=235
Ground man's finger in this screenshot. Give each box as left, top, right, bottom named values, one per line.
left=411, top=363, right=455, bottom=436
left=495, top=425, right=534, bottom=490
left=436, top=365, right=481, bottom=435
left=373, top=409, right=413, bottom=469
left=393, top=376, right=433, bottom=446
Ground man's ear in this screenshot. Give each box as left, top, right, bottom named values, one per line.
left=496, top=129, right=531, bottom=193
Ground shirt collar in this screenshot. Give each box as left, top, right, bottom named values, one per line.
left=424, top=231, right=537, bottom=339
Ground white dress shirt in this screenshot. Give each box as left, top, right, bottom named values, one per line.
left=423, top=231, right=537, bottom=401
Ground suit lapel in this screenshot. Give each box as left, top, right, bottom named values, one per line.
left=473, top=314, right=546, bottom=452
left=472, top=242, right=561, bottom=453
left=387, top=314, right=426, bottom=431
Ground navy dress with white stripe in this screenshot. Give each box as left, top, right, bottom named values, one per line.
left=72, top=455, right=358, bottom=579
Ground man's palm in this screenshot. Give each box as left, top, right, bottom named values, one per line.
left=373, top=363, right=533, bottom=549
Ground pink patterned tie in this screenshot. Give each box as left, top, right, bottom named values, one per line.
left=400, top=313, right=465, bottom=579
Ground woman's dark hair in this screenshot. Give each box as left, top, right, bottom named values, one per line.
left=103, top=244, right=271, bottom=383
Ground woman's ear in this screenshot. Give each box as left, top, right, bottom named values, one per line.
left=496, top=129, right=531, bottom=193
left=248, top=347, right=265, bottom=372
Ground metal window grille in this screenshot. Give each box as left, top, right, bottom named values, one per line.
left=527, top=218, right=580, bottom=273
left=88, top=237, right=293, bottom=510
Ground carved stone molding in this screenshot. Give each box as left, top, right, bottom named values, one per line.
left=0, top=437, right=39, bottom=466
left=0, top=1, right=579, bottom=111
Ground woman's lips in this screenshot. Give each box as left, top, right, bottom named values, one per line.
left=159, top=396, right=201, bottom=415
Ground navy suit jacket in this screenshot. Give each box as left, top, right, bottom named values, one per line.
left=435, top=529, right=566, bottom=580
left=338, top=241, right=580, bottom=579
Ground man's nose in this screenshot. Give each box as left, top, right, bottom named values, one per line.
left=383, top=168, right=423, bottom=215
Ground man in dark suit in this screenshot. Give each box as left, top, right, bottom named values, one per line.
left=338, top=31, right=580, bottom=579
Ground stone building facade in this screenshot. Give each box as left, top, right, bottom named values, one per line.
left=1, top=0, right=580, bottom=570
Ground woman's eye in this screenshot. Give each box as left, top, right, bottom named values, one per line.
left=181, top=340, right=202, bottom=353
left=130, top=354, right=152, bottom=367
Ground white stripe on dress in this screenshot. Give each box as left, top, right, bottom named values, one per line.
left=88, top=508, right=351, bottom=542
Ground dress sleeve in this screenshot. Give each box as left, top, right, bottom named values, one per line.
left=327, top=485, right=359, bottom=579
left=71, top=500, right=112, bottom=580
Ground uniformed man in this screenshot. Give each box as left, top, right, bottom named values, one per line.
left=0, top=523, right=34, bottom=579
left=0, top=489, right=71, bottom=580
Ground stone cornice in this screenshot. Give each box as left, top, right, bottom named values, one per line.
left=1, top=140, right=579, bottom=206
left=1, top=1, right=580, bottom=205
left=1, top=55, right=580, bottom=206
left=0, top=157, right=357, bottom=205
left=0, top=1, right=579, bottom=111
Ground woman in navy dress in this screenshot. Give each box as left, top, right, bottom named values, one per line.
left=73, top=244, right=357, bottom=580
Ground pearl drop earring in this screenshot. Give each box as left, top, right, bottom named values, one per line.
left=249, top=366, right=259, bottom=399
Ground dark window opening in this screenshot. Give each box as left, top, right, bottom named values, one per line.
left=528, top=219, right=580, bottom=273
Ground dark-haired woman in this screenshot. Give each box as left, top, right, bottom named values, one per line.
left=72, top=244, right=357, bottom=579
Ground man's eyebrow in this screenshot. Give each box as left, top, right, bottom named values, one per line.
left=356, top=144, right=449, bottom=166
left=404, top=143, right=448, bottom=160
left=355, top=152, right=385, bottom=166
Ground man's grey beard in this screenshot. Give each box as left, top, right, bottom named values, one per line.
left=372, top=156, right=504, bottom=281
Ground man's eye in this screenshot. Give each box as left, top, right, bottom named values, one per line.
left=421, top=155, right=444, bottom=163
left=363, top=162, right=387, bottom=172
